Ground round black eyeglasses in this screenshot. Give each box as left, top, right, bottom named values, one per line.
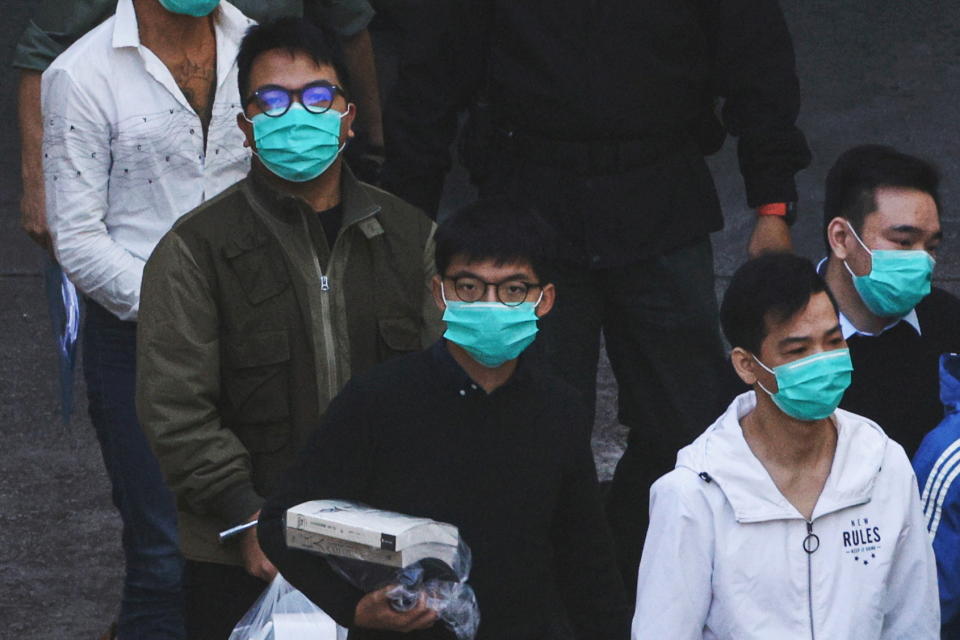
left=244, top=81, right=346, bottom=118
left=445, top=276, right=542, bottom=307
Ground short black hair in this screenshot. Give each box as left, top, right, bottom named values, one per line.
left=434, top=198, right=557, bottom=284
left=823, top=144, right=940, bottom=250
left=720, top=252, right=837, bottom=354
left=236, top=18, right=350, bottom=104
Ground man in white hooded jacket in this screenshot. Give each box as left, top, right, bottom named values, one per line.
left=632, top=252, right=939, bottom=639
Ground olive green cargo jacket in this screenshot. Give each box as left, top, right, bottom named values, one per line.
left=136, top=166, right=441, bottom=565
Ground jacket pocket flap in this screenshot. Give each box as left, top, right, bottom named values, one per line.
left=235, top=421, right=290, bottom=454
left=223, top=230, right=267, bottom=258
left=225, top=242, right=290, bottom=305
left=224, top=330, right=290, bottom=368
left=378, top=317, right=421, bottom=352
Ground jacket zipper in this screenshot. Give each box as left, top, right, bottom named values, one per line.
left=804, top=520, right=819, bottom=640
left=301, top=216, right=339, bottom=401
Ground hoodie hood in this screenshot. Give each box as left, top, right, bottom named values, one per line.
left=676, top=391, right=889, bottom=523
left=940, top=353, right=960, bottom=413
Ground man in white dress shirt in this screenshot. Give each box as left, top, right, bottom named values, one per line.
left=42, top=1, right=253, bottom=637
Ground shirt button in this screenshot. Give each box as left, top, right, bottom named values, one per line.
left=591, top=255, right=601, bottom=263
left=471, top=384, right=477, bottom=390
left=459, top=390, right=466, bottom=397
left=189, top=129, right=195, bottom=135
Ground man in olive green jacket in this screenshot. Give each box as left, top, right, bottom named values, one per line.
left=136, top=18, right=439, bottom=638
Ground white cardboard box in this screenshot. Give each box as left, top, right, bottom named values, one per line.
left=285, top=500, right=459, bottom=551
left=284, top=500, right=461, bottom=568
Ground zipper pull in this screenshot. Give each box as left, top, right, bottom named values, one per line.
left=320, top=275, right=330, bottom=291
left=803, top=521, right=820, bottom=554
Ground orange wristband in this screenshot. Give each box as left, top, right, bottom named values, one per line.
left=757, top=202, right=788, bottom=217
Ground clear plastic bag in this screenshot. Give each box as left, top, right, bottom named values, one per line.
left=326, top=544, right=480, bottom=640
left=285, top=501, right=480, bottom=639
left=229, top=574, right=348, bottom=640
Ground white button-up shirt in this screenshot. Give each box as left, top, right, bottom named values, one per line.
left=43, top=0, right=254, bottom=320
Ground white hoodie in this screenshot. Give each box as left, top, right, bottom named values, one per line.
left=632, top=391, right=939, bottom=640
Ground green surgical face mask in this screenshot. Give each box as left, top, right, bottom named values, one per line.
left=441, top=285, right=542, bottom=368
left=843, top=222, right=934, bottom=318
left=249, top=104, right=347, bottom=183
left=158, top=0, right=220, bottom=16
left=754, top=348, right=853, bottom=421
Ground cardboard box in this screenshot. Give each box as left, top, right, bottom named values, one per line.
left=284, top=500, right=461, bottom=569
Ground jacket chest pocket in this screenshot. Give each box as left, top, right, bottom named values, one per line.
left=224, top=233, right=291, bottom=306
left=222, top=329, right=291, bottom=453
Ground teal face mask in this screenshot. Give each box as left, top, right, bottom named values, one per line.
left=158, top=0, right=220, bottom=16
left=441, top=286, right=542, bottom=368
left=754, top=348, right=853, bottom=421
left=249, top=104, right=347, bottom=183
left=843, top=222, right=934, bottom=318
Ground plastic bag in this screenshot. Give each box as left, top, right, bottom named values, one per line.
left=43, top=257, right=80, bottom=424
left=328, top=545, right=479, bottom=640
left=286, top=501, right=480, bottom=639
left=229, top=574, right=348, bottom=640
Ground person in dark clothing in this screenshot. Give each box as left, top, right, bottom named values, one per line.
left=258, top=199, right=631, bottom=639
left=136, top=19, right=440, bottom=638
left=820, top=145, right=960, bottom=456
left=378, top=0, right=812, bottom=598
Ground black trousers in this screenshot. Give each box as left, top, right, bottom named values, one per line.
left=542, top=241, right=729, bottom=598
left=183, top=560, right=268, bottom=640
left=481, top=158, right=729, bottom=605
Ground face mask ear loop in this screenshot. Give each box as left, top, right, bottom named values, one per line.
left=334, top=106, right=353, bottom=155
left=532, top=290, right=544, bottom=309
left=755, top=379, right=776, bottom=399
left=842, top=220, right=874, bottom=279
left=752, top=355, right=777, bottom=397
left=240, top=111, right=261, bottom=162
left=845, top=220, right=873, bottom=255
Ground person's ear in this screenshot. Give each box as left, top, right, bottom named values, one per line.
left=341, top=103, right=357, bottom=141
left=730, top=346, right=761, bottom=386
left=431, top=275, right=446, bottom=313
left=827, top=217, right=853, bottom=260
left=535, top=283, right=556, bottom=318
left=237, top=112, right=254, bottom=149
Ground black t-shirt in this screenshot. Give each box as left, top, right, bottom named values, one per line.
left=840, top=288, right=960, bottom=456
left=317, top=203, right=344, bottom=248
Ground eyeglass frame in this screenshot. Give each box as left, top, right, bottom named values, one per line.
left=442, top=275, right=543, bottom=307
left=242, top=80, right=349, bottom=118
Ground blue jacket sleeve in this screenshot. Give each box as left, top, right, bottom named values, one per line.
left=913, top=427, right=960, bottom=628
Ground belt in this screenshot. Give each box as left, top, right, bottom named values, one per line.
left=494, top=127, right=693, bottom=175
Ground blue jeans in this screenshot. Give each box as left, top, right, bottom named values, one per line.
left=83, top=300, right=185, bottom=638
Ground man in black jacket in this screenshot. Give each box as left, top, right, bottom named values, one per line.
left=378, top=0, right=811, bottom=595
left=819, top=145, right=960, bottom=456
left=258, top=199, right=631, bottom=639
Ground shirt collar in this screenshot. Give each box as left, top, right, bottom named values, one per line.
left=113, top=0, right=250, bottom=50
left=816, top=257, right=923, bottom=340
left=246, top=163, right=382, bottom=232
left=692, top=391, right=886, bottom=523
left=429, top=339, right=534, bottom=399
left=113, top=0, right=141, bottom=48
left=838, top=308, right=921, bottom=340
